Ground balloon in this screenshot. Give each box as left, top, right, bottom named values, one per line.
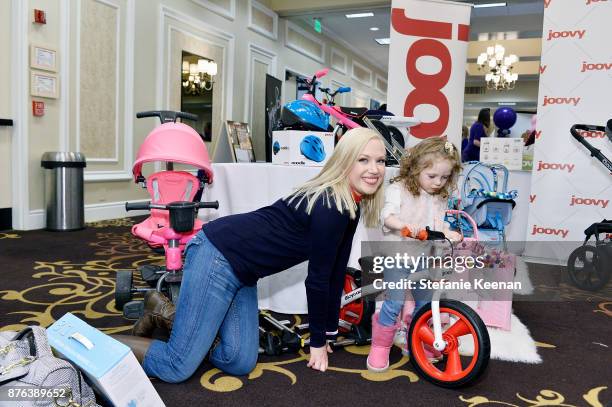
left=493, top=107, right=517, bottom=130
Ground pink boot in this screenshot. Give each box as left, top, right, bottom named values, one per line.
left=367, top=313, right=400, bottom=372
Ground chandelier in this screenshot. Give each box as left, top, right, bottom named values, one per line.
left=182, top=58, right=217, bottom=95
left=476, top=44, right=518, bottom=91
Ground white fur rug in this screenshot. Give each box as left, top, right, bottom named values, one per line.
left=513, top=256, right=534, bottom=295
left=458, top=313, right=542, bottom=363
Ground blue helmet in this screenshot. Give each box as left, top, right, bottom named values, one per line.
left=281, top=100, right=329, bottom=131
left=273, top=141, right=280, bottom=155
left=300, top=135, right=326, bottom=162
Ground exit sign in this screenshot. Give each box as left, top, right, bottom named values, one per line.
left=314, top=18, right=322, bottom=33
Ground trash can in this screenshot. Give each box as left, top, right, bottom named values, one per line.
left=41, top=152, right=87, bottom=231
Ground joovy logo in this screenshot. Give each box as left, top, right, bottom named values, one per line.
left=543, top=96, right=581, bottom=106
left=546, top=29, right=586, bottom=41
left=544, top=0, right=552, bottom=7
left=586, top=0, right=607, bottom=5
left=536, top=161, right=575, bottom=173
left=531, top=224, right=569, bottom=239
left=570, top=195, right=609, bottom=208
left=579, top=129, right=606, bottom=138
left=581, top=61, right=612, bottom=72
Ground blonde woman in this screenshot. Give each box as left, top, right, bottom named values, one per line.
left=116, top=128, right=386, bottom=383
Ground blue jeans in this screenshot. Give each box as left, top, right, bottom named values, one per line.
left=378, top=265, right=432, bottom=327
left=143, top=231, right=259, bottom=383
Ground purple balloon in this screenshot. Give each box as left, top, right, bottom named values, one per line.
left=493, top=107, right=517, bottom=130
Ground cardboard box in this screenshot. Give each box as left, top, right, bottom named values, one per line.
left=47, top=313, right=165, bottom=407
left=272, top=130, right=334, bottom=167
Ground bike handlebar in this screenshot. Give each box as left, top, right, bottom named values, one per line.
left=125, top=202, right=151, bottom=211
left=125, top=200, right=220, bottom=211
left=400, top=226, right=446, bottom=241
left=315, top=84, right=352, bottom=106
left=136, top=110, right=199, bottom=123
left=198, top=201, right=220, bottom=209
left=315, top=68, right=329, bottom=79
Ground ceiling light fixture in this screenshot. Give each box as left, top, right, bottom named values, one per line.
left=375, top=38, right=390, bottom=45
left=370, top=27, right=379, bottom=31
left=345, top=12, right=374, bottom=18
left=477, top=44, right=518, bottom=91
left=473, top=2, right=507, bottom=8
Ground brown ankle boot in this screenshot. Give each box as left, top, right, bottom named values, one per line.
left=112, top=335, right=153, bottom=363
left=132, top=291, right=176, bottom=337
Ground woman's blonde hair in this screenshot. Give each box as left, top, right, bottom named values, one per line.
left=286, top=128, right=385, bottom=227
left=392, top=137, right=461, bottom=199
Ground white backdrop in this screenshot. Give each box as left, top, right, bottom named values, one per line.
left=525, top=0, right=612, bottom=261
left=387, top=0, right=471, bottom=148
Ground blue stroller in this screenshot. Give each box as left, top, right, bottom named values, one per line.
left=451, top=162, right=518, bottom=245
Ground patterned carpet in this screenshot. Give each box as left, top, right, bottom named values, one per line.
left=0, top=221, right=611, bottom=407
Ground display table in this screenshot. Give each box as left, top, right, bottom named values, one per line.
left=200, top=163, right=532, bottom=314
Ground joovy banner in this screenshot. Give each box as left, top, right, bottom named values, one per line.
left=387, top=0, right=471, bottom=148
left=525, top=0, right=612, bottom=259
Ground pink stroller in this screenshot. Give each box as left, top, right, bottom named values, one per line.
left=115, top=111, right=218, bottom=318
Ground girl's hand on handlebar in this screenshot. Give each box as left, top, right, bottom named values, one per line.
left=401, top=224, right=427, bottom=240
left=307, top=345, right=332, bottom=372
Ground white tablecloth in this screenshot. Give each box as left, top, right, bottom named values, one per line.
left=200, top=163, right=532, bottom=313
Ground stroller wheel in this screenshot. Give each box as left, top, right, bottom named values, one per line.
left=115, top=270, right=134, bottom=310
left=408, top=300, right=490, bottom=388
left=567, top=245, right=610, bottom=291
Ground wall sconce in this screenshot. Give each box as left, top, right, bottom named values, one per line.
left=182, top=57, right=217, bottom=94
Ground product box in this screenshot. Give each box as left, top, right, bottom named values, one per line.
left=47, top=313, right=165, bottom=407
left=272, top=130, right=335, bottom=167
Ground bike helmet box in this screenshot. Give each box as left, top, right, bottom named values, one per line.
left=271, top=130, right=334, bottom=167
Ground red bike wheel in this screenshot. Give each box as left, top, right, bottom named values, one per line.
left=408, top=300, right=490, bottom=388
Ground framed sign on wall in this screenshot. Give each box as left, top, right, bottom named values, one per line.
left=30, top=71, right=58, bottom=99
left=30, top=44, right=57, bottom=72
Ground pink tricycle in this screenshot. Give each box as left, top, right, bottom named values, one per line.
left=115, top=111, right=218, bottom=318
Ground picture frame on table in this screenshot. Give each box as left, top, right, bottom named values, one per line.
left=226, top=121, right=256, bottom=163
left=30, top=44, right=57, bottom=72
left=30, top=71, right=59, bottom=99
